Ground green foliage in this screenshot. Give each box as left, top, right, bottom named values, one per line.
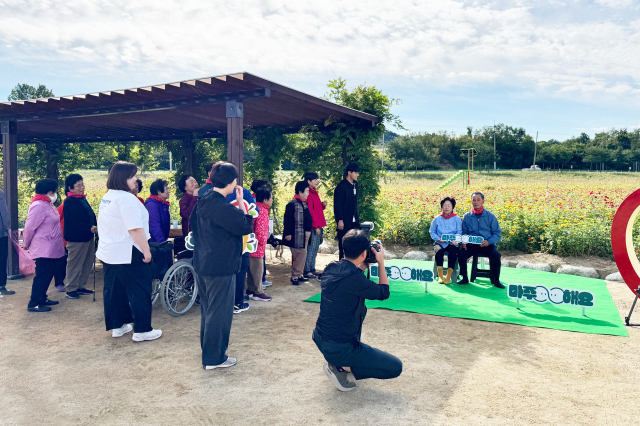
left=8, top=83, right=54, bottom=101
left=163, top=138, right=227, bottom=195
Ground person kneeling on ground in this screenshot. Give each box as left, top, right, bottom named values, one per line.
left=457, top=191, right=504, bottom=289
left=429, top=197, right=461, bottom=284
left=312, top=230, right=402, bottom=392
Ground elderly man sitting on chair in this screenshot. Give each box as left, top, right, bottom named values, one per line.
left=457, top=191, right=504, bottom=289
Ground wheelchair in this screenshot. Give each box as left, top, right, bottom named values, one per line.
left=149, top=237, right=199, bottom=317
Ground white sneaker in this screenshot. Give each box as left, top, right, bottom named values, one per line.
left=204, top=357, right=237, bottom=370
left=111, top=324, right=133, bottom=338
left=132, top=328, right=163, bottom=342
left=262, top=280, right=272, bottom=287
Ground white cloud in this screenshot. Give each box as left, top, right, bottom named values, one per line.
left=595, top=0, right=633, bottom=8
left=0, top=0, right=638, bottom=103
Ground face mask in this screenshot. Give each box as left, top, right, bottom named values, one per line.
left=49, top=193, right=57, bottom=203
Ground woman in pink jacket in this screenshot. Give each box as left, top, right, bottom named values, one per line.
left=23, top=179, right=66, bottom=312
left=246, top=188, right=273, bottom=301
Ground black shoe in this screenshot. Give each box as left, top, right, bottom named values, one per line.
left=76, top=288, right=94, bottom=295
left=298, top=276, right=310, bottom=282
left=303, top=272, right=317, bottom=279
left=316, top=273, right=323, bottom=280
left=457, top=278, right=469, bottom=285
left=0, top=286, right=15, bottom=295
left=493, top=282, right=506, bottom=289
left=44, top=299, right=59, bottom=306
left=291, top=277, right=300, bottom=286
left=28, top=305, right=52, bottom=312
left=66, top=291, right=80, bottom=299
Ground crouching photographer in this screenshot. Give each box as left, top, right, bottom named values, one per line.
left=312, top=229, right=403, bottom=392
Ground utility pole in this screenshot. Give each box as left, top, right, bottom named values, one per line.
left=533, top=131, right=538, bottom=167
left=493, top=120, right=496, bottom=171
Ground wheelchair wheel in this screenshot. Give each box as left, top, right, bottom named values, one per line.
left=151, top=279, right=162, bottom=306
left=160, top=260, right=199, bottom=317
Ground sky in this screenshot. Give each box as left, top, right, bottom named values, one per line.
left=0, top=0, right=639, bottom=141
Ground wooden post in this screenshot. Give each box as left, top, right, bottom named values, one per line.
left=184, top=138, right=195, bottom=176
left=1, top=121, right=23, bottom=279
left=226, top=100, right=244, bottom=185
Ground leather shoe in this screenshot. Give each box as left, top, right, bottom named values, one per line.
left=494, top=282, right=506, bottom=289
left=0, top=286, right=15, bottom=295
left=44, top=299, right=59, bottom=306
left=457, top=278, right=469, bottom=285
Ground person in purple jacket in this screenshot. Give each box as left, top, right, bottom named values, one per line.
left=145, top=179, right=171, bottom=243
left=23, top=179, right=66, bottom=312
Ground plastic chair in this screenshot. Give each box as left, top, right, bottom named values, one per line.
left=471, top=255, right=492, bottom=282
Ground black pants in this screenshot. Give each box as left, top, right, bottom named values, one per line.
left=103, top=248, right=153, bottom=333
left=312, top=329, right=402, bottom=381
left=55, top=250, right=67, bottom=286
left=434, top=244, right=458, bottom=268
left=235, top=253, right=250, bottom=306
left=0, top=236, right=8, bottom=288
left=28, top=257, right=65, bottom=308
left=199, top=274, right=235, bottom=366
left=458, top=244, right=502, bottom=284
left=337, top=224, right=358, bottom=260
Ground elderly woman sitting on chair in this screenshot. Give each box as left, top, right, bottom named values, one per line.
left=429, top=197, right=462, bottom=284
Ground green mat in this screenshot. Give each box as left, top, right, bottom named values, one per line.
left=305, top=260, right=628, bottom=337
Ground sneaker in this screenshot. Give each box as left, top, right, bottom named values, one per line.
left=303, top=272, right=317, bottom=279
left=262, top=280, right=272, bottom=287
left=43, top=299, right=59, bottom=306
left=111, top=324, right=133, bottom=338
left=494, top=282, right=506, bottom=289
left=132, top=329, right=163, bottom=342
left=243, top=294, right=250, bottom=302
left=66, top=291, right=80, bottom=299
left=249, top=293, right=272, bottom=302
left=298, top=276, right=310, bottom=282
left=0, top=286, right=15, bottom=295
left=27, top=305, right=51, bottom=312
left=233, top=303, right=250, bottom=314
left=204, top=357, right=237, bottom=370
left=76, top=288, right=94, bottom=295
left=323, top=363, right=356, bottom=392
left=55, top=285, right=65, bottom=293
left=457, top=278, right=469, bottom=285
left=290, top=277, right=300, bottom=286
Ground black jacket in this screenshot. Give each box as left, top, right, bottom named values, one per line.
left=333, top=179, right=359, bottom=228
left=63, top=196, right=97, bottom=242
left=283, top=198, right=312, bottom=249
left=190, top=190, right=254, bottom=277
left=315, top=259, right=390, bottom=343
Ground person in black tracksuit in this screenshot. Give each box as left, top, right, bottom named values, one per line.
left=313, top=229, right=402, bottom=392
left=191, top=162, right=254, bottom=370
left=333, top=162, right=361, bottom=259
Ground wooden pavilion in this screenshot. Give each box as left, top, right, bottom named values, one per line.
left=0, top=72, right=379, bottom=277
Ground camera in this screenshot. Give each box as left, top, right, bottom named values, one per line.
left=360, top=221, right=382, bottom=264
left=365, top=239, right=382, bottom=264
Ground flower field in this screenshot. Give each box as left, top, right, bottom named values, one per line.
left=16, top=169, right=639, bottom=258
left=375, top=171, right=639, bottom=257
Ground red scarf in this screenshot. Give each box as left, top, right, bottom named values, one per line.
left=293, top=194, right=306, bottom=202
left=31, top=194, right=52, bottom=204
left=137, top=196, right=145, bottom=204
left=206, top=179, right=212, bottom=184
left=440, top=212, right=457, bottom=219
left=66, top=192, right=86, bottom=198
left=148, top=195, right=170, bottom=206
left=472, top=207, right=484, bottom=215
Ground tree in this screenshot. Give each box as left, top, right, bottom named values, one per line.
left=7, top=83, right=54, bottom=101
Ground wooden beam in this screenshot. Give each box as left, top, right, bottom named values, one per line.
left=1, top=121, right=23, bottom=279
left=226, top=100, right=244, bottom=185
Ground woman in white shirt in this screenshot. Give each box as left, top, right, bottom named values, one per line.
left=97, top=161, right=162, bottom=342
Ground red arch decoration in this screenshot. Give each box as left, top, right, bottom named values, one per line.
left=611, top=188, right=640, bottom=294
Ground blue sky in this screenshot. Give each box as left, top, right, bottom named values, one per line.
left=1, top=0, right=638, bottom=141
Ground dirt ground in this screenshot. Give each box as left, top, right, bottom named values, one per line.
left=0, top=250, right=638, bottom=426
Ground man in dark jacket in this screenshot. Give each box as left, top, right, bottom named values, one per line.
left=313, top=230, right=402, bottom=392
left=191, top=162, right=254, bottom=370
left=458, top=191, right=504, bottom=288
left=334, top=162, right=360, bottom=259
